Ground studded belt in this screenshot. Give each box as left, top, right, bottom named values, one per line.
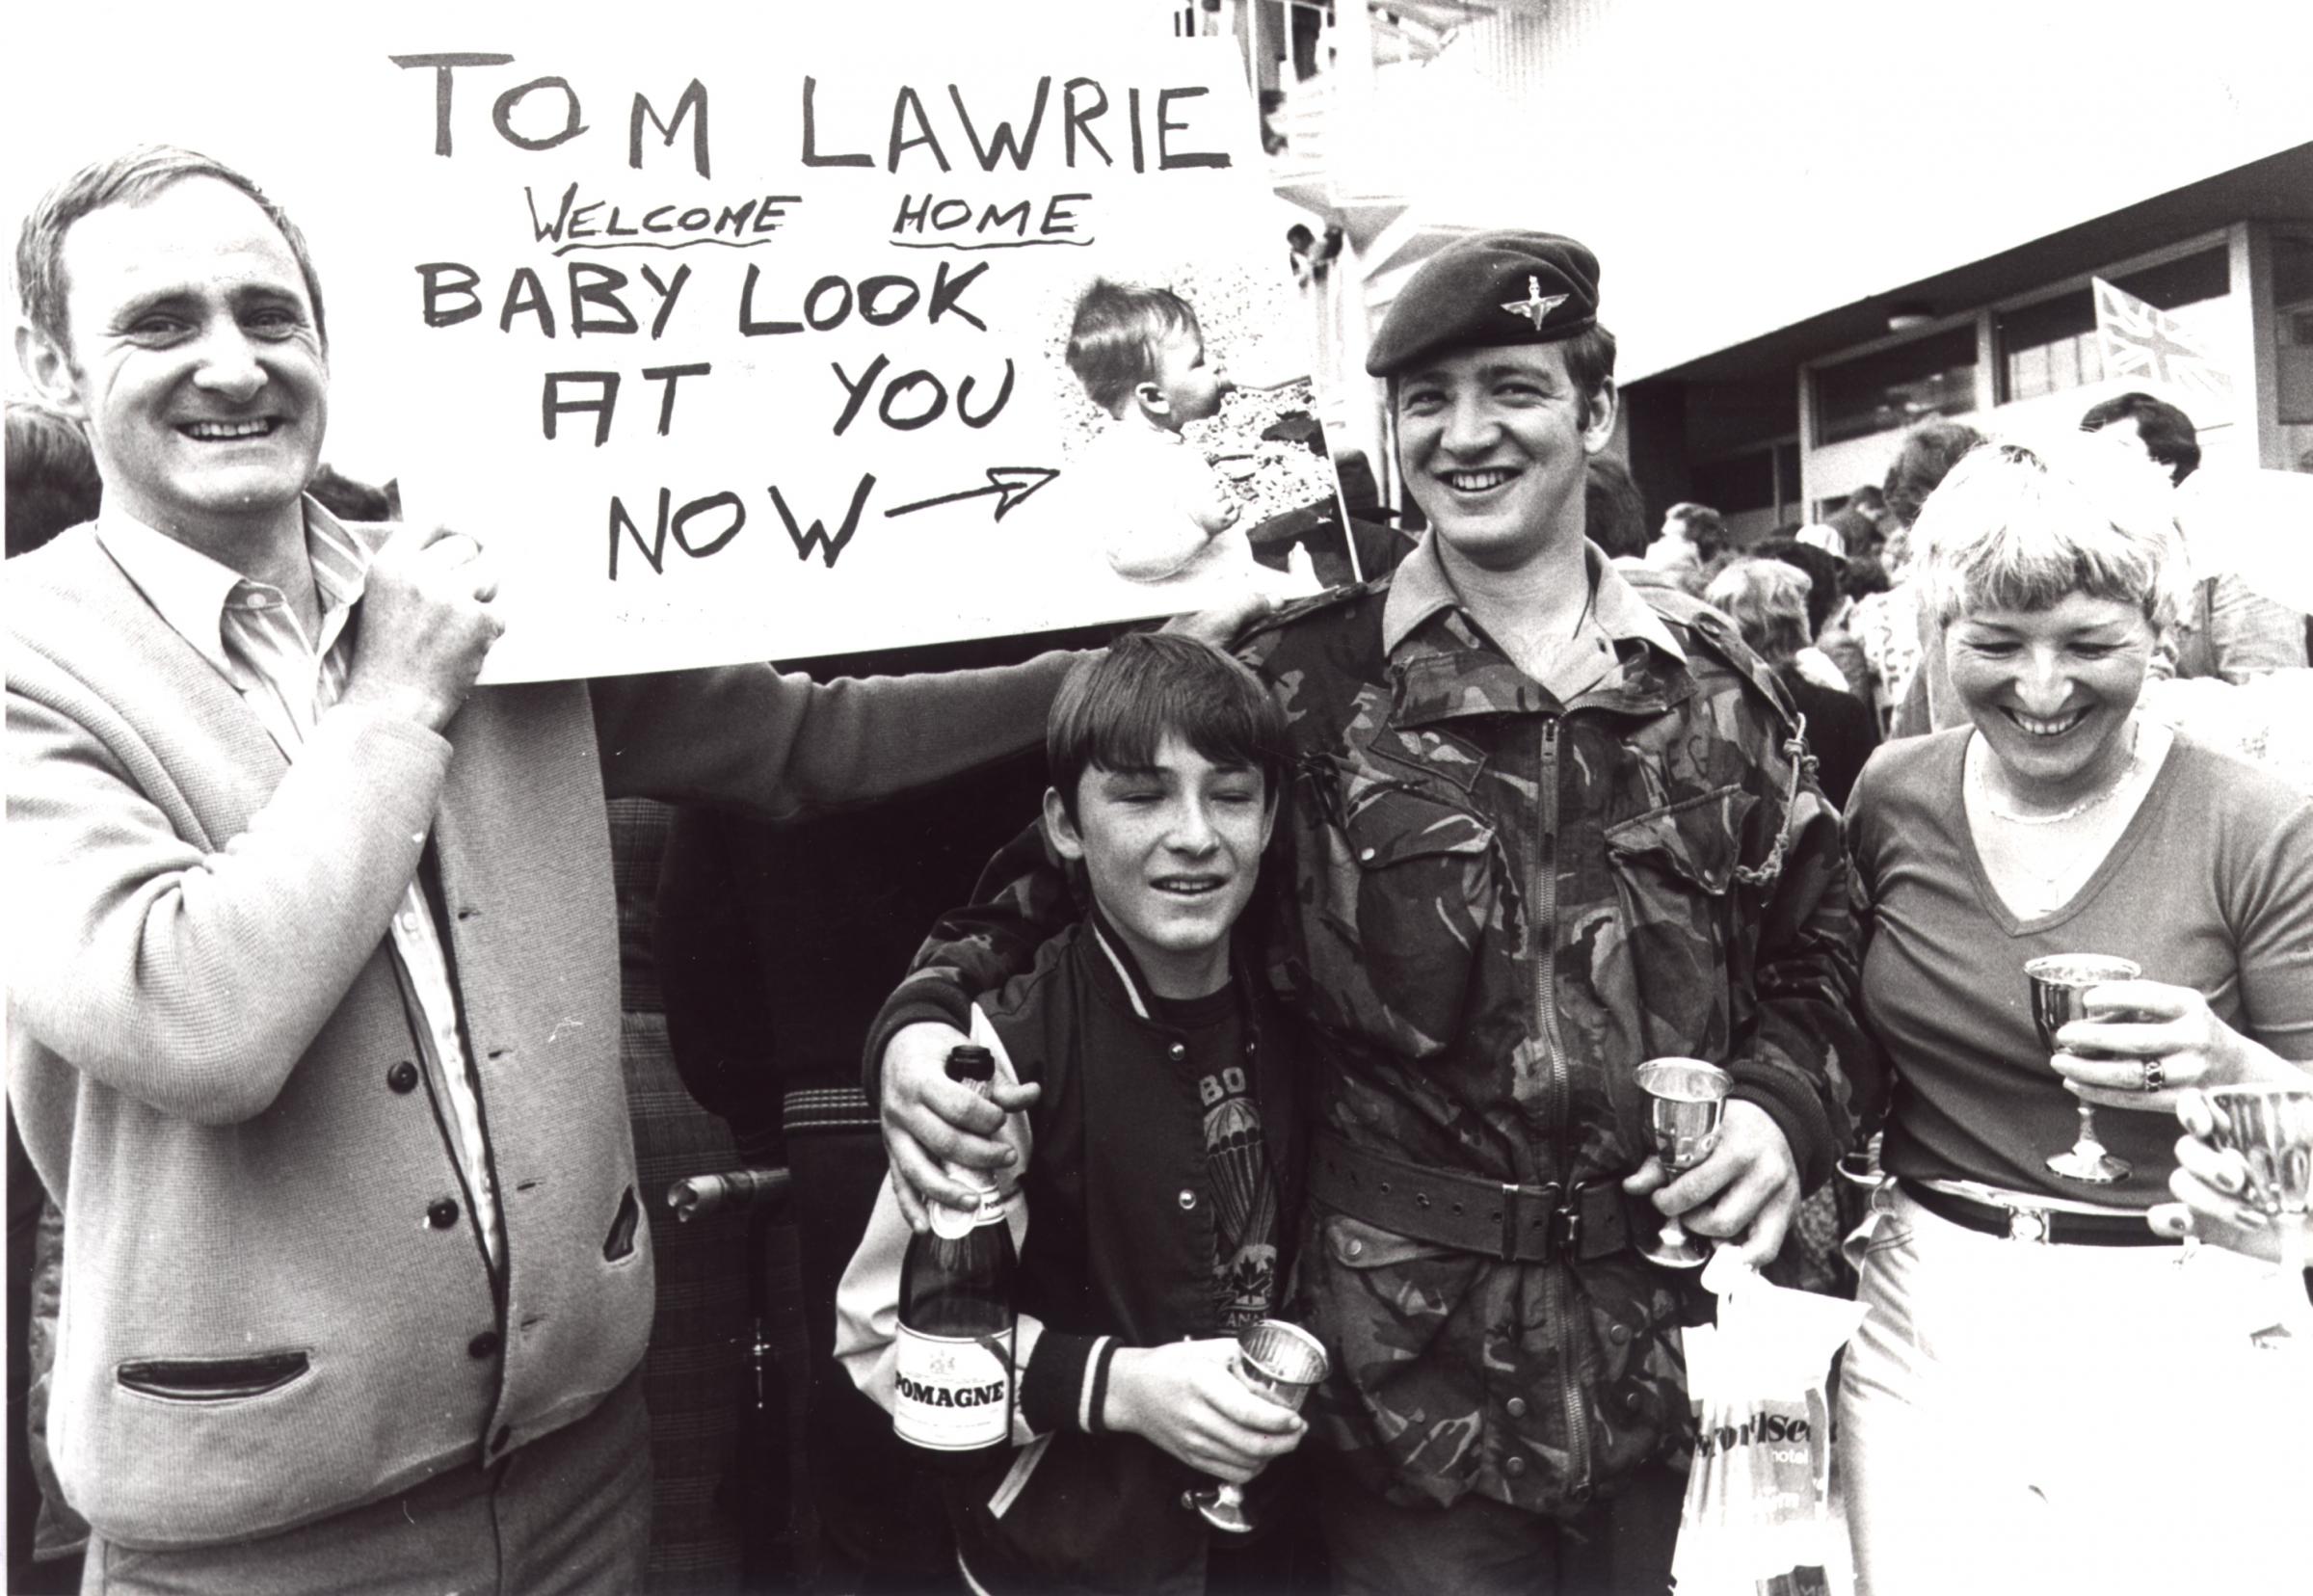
left=1900, top=1179, right=2169, bottom=1247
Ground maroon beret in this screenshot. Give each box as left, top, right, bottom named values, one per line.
left=1365, top=231, right=1601, bottom=377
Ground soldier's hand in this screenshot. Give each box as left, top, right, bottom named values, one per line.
left=1103, top=1340, right=1305, bottom=1483
left=339, top=524, right=503, bottom=732
left=1624, top=1101, right=1798, bottom=1267
left=880, top=1021, right=1040, bottom=1234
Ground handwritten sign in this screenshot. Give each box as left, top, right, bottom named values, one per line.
left=358, top=26, right=1328, bottom=680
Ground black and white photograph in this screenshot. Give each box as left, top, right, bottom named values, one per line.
left=6, top=2, right=2311, bottom=1593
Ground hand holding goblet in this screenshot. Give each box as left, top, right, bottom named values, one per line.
left=1634, top=1058, right=1734, bottom=1268
left=1190, top=1318, right=1328, bottom=1534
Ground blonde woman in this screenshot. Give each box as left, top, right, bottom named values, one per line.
left=1836, top=441, right=2313, bottom=1594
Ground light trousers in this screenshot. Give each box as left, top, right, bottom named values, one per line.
left=1835, top=1185, right=2306, bottom=1596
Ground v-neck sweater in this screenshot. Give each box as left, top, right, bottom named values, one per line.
left=1849, top=727, right=2313, bottom=1207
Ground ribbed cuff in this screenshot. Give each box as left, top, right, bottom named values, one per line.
left=1017, top=1331, right=1113, bottom=1436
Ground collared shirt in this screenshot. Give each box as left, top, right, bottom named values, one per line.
left=95, top=503, right=502, bottom=1268
left=1382, top=532, right=1687, bottom=705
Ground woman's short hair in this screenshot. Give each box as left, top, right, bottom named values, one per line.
left=1914, top=440, right=2187, bottom=630
left=1704, top=558, right=1814, bottom=668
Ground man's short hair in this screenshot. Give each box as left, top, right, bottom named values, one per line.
left=1065, top=279, right=1200, bottom=414
left=15, top=146, right=328, bottom=354
left=1880, top=418, right=1985, bottom=528
left=5, top=401, right=101, bottom=557
left=1848, top=485, right=1886, bottom=514
left=1583, top=453, right=1650, bottom=559
left=2079, top=390, right=2201, bottom=486
left=1047, top=631, right=1289, bottom=823
left=1915, top=439, right=2187, bottom=630
left=1704, top=558, right=1814, bottom=669
left=1664, top=502, right=1728, bottom=560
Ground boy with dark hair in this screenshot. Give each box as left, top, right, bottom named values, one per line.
left=837, top=632, right=1315, bottom=1595
left=1064, top=279, right=1290, bottom=596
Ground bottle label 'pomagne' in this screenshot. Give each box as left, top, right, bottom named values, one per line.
left=893, top=1327, right=1013, bottom=1449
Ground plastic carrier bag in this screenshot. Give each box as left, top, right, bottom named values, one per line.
left=1670, top=1250, right=1866, bottom=1596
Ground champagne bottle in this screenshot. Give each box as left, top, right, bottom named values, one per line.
left=893, top=1046, right=1018, bottom=1456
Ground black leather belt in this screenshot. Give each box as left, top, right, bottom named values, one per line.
left=1308, top=1132, right=1632, bottom=1264
left=1900, top=1180, right=2169, bottom=1247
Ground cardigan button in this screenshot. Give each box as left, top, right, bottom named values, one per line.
left=428, top=1198, right=462, bottom=1230
left=387, top=1061, right=419, bottom=1095
left=467, top=1330, right=501, bottom=1360
left=1178, top=1189, right=1197, bottom=1210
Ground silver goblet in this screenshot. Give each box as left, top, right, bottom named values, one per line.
left=2025, top=954, right=2140, bottom=1184
left=1635, top=1058, right=1733, bottom=1269
left=2195, top=1084, right=2313, bottom=1338
left=1190, top=1318, right=1329, bottom=1534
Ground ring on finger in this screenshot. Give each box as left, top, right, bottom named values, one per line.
left=2140, top=1057, right=2167, bottom=1093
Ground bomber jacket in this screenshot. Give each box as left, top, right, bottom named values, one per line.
left=867, top=538, right=1872, bottom=1516
left=839, top=911, right=1305, bottom=1595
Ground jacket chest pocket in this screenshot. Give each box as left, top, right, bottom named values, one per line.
left=1295, top=763, right=1500, bottom=1061
left=1600, top=784, right=1756, bottom=1062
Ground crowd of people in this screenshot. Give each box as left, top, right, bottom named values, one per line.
left=6, top=142, right=2310, bottom=1596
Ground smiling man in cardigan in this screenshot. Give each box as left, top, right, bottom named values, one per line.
left=2, top=146, right=1098, bottom=1593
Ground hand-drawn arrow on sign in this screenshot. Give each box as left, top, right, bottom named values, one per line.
left=884, top=466, right=1061, bottom=523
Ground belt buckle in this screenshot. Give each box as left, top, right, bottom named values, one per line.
left=1500, top=1181, right=1563, bottom=1262
left=2000, top=1201, right=2052, bottom=1244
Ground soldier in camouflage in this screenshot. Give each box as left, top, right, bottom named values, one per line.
left=868, top=232, right=1869, bottom=1594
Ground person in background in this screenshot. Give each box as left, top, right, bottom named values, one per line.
left=3, top=399, right=98, bottom=1595
left=2080, top=389, right=2305, bottom=683
left=1584, top=453, right=1653, bottom=562
left=1641, top=499, right=1727, bottom=595
left=1704, top=558, right=1879, bottom=811
left=1822, top=484, right=1891, bottom=561
left=1835, top=439, right=2313, bottom=1594
left=1755, top=535, right=1872, bottom=703
left=1849, top=418, right=1984, bottom=735
left=5, top=401, right=101, bottom=559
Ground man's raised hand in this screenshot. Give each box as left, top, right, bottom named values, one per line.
left=340, top=524, right=504, bottom=732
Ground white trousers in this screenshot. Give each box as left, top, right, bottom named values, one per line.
left=1834, top=1185, right=2308, bottom=1596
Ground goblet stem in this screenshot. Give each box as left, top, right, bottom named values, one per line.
left=2046, top=1101, right=2129, bottom=1184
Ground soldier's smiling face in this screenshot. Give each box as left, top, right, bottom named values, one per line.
left=1395, top=341, right=1614, bottom=572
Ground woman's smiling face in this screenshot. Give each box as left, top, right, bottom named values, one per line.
left=1945, top=590, right=2158, bottom=797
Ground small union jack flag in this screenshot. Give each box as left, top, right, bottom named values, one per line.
left=2092, top=277, right=2235, bottom=408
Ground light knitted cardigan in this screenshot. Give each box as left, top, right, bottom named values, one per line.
left=6, top=523, right=1072, bottom=1549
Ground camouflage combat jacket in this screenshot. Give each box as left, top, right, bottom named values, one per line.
left=870, top=538, right=1869, bottom=1517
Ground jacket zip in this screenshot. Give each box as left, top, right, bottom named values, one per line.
left=1533, top=714, right=1591, bottom=1498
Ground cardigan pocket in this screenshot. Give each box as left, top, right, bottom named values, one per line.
left=116, top=1351, right=310, bottom=1403
left=603, top=1184, right=641, bottom=1263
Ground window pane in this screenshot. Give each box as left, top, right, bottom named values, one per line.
left=1691, top=451, right=1776, bottom=515
left=1816, top=326, right=1979, bottom=445
left=1997, top=246, right=2228, bottom=404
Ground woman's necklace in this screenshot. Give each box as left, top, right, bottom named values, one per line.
left=1973, top=725, right=2141, bottom=826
